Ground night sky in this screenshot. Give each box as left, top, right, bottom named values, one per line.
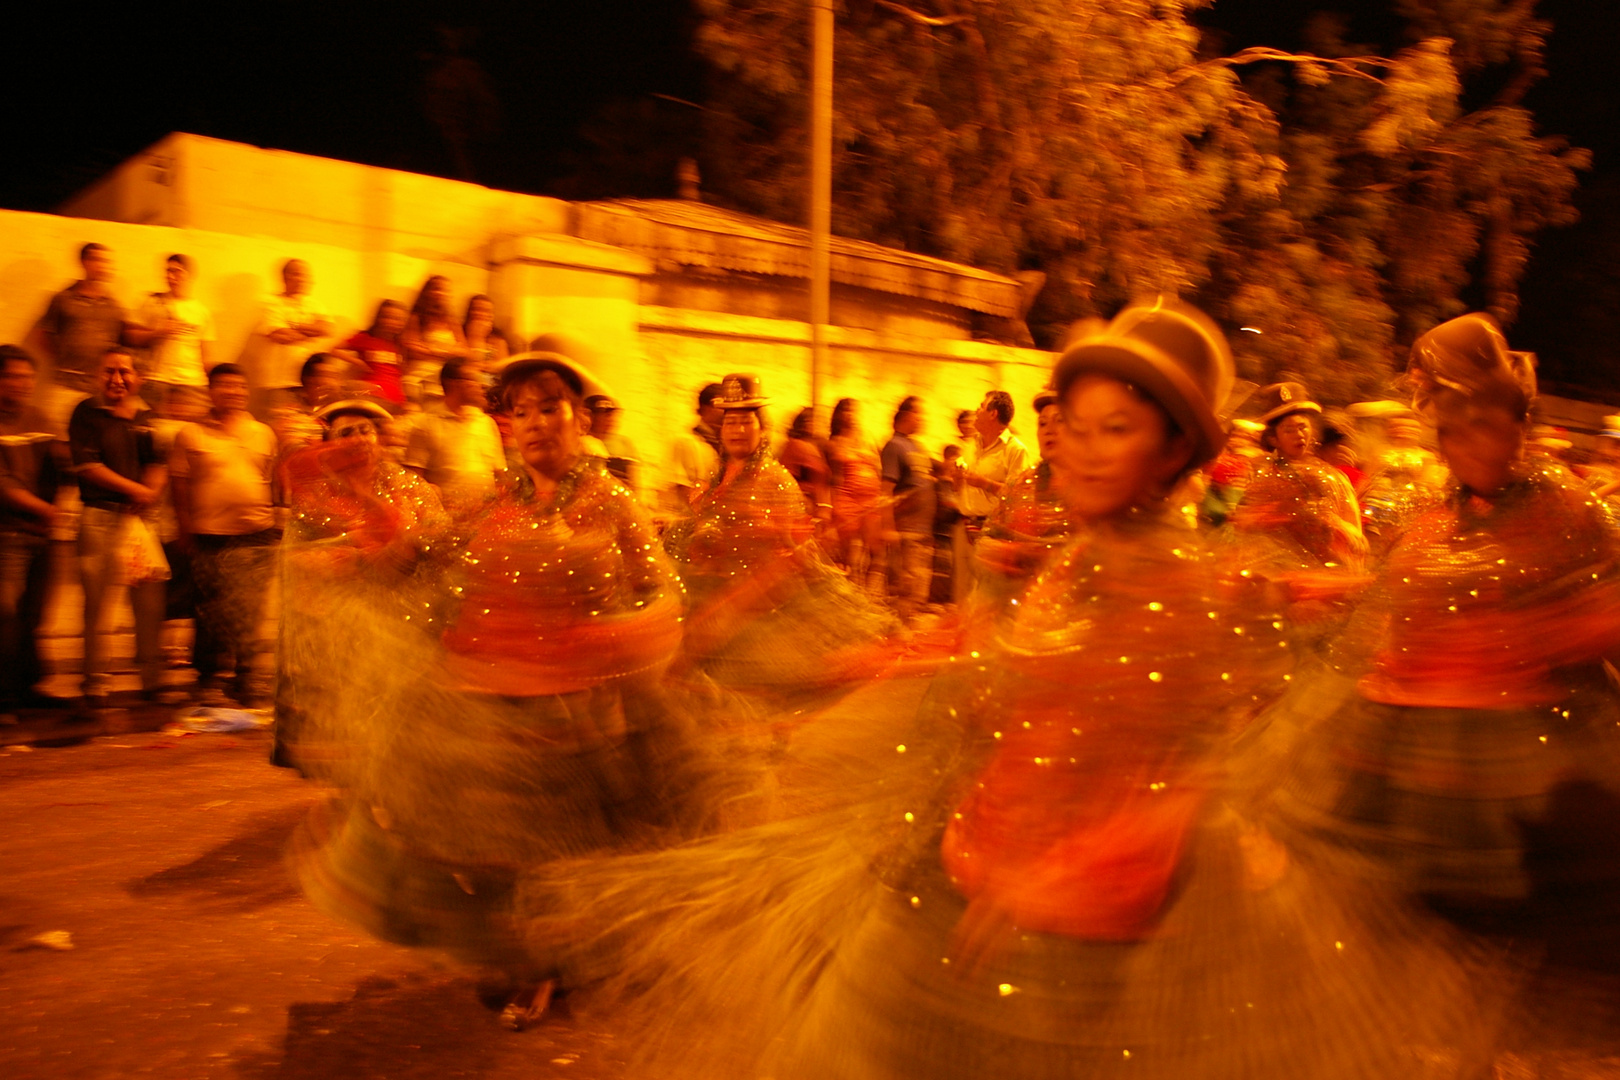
left=6, top=0, right=1615, bottom=394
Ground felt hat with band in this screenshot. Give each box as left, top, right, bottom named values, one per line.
left=1254, top=382, right=1322, bottom=426
left=715, top=373, right=768, bottom=410
left=315, top=397, right=394, bottom=426
left=1052, top=298, right=1234, bottom=468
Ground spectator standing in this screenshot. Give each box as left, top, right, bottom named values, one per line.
left=930, top=444, right=964, bottom=604
left=271, top=354, right=344, bottom=456
left=338, top=300, right=408, bottom=406
left=668, top=382, right=723, bottom=510
left=462, top=295, right=510, bottom=384
left=585, top=394, right=640, bottom=491
left=254, top=259, right=334, bottom=416
left=880, top=396, right=936, bottom=620
left=954, top=408, right=975, bottom=451
left=0, top=347, right=65, bottom=712
left=400, top=275, right=467, bottom=406
left=29, top=243, right=132, bottom=428
left=170, top=364, right=279, bottom=705
left=404, top=358, right=504, bottom=518
left=69, top=347, right=166, bottom=704
left=827, top=397, right=885, bottom=585
left=135, top=254, right=216, bottom=417
left=777, top=406, right=830, bottom=521
left=953, top=389, right=1028, bottom=601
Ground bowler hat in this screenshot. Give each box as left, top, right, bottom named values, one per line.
left=715, top=373, right=768, bottom=410
left=495, top=350, right=609, bottom=401
left=1254, top=382, right=1322, bottom=426
left=315, top=397, right=394, bottom=426
left=1052, top=298, right=1234, bottom=467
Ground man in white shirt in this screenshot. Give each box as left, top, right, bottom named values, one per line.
left=253, top=259, right=333, bottom=416
left=405, top=358, right=505, bottom=518
left=586, top=394, right=639, bottom=491
left=170, top=363, right=279, bottom=705
left=953, top=389, right=1028, bottom=601
left=667, top=382, right=723, bottom=511
left=137, top=254, right=216, bottom=418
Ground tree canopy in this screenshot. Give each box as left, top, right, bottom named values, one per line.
left=683, top=0, right=1587, bottom=402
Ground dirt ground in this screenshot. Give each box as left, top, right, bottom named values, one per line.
left=0, top=731, right=627, bottom=1080
left=7, top=719, right=1620, bottom=1079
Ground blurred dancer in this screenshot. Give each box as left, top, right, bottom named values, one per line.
left=1350, top=401, right=1447, bottom=553
left=295, top=352, right=733, bottom=1031
left=271, top=397, right=447, bottom=773
left=1229, top=381, right=1367, bottom=573
left=1584, top=413, right=1620, bottom=523
left=1272, top=313, right=1620, bottom=914
left=975, top=387, right=1077, bottom=592
left=665, top=375, right=898, bottom=708
left=565, top=303, right=1495, bottom=1080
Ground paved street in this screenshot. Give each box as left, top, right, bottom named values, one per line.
left=0, top=732, right=626, bottom=1080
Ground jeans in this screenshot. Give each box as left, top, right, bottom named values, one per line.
left=77, top=506, right=164, bottom=694
left=191, top=529, right=279, bottom=689
left=0, top=530, right=52, bottom=705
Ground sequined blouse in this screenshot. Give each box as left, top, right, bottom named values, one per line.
left=286, top=455, right=449, bottom=559
left=941, top=509, right=1291, bottom=938
left=976, top=459, right=1079, bottom=580
left=665, top=446, right=815, bottom=595
left=440, top=459, right=683, bottom=697
left=1230, top=453, right=1368, bottom=571
left=1355, top=460, right=1620, bottom=709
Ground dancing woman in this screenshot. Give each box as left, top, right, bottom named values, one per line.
left=1270, top=314, right=1620, bottom=910
left=664, top=375, right=898, bottom=709
left=975, top=388, right=1079, bottom=592
left=294, top=352, right=734, bottom=1030
left=563, top=304, right=1495, bottom=1080
left=272, top=398, right=447, bottom=776
left=1229, top=381, right=1368, bottom=573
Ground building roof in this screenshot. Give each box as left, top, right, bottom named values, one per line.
left=571, top=199, right=1022, bottom=319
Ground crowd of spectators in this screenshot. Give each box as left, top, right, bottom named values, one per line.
left=0, top=241, right=1023, bottom=719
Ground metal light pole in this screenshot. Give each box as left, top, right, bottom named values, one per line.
left=809, top=0, right=834, bottom=410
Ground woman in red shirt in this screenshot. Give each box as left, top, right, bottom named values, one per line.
left=336, top=300, right=408, bottom=406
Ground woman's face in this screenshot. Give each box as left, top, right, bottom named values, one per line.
left=1272, top=413, right=1315, bottom=461
left=510, top=374, right=586, bottom=480
left=1435, top=397, right=1524, bottom=496
left=467, top=297, right=493, bottom=328
left=328, top=415, right=382, bottom=460
left=378, top=303, right=407, bottom=338
left=721, top=409, right=763, bottom=461
left=1055, top=374, right=1190, bottom=522
left=425, top=277, right=449, bottom=315
left=1037, top=403, right=1062, bottom=462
